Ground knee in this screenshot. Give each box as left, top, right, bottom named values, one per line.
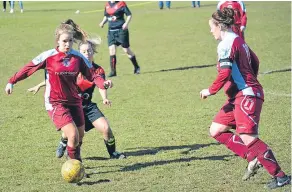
left=67, top=132, right=79, bottom=146
left=109, top=46, right=116, bottom=55
left=123, top=48, right=133, bottom=56
left=209, top=122, right=229, bottom=138
left=101, top=121, right=110, bottom=134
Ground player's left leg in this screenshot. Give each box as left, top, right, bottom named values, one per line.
left=119, top=29, right=140, bottom=74
left=236, top=96, right=290, bottom=188
left=19, top=1, right=23, bottom=13
left=158, top=1, right=164, bottom=9
left=165, top=1, right=171, bottom=9
left=92, top=117, right=125, bottom=159
left=122, top=47, right=140, bottom=74
left=85, top=103, right=126, bottom=159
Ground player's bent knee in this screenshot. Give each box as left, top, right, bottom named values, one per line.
left=209, top=122, right=230, bottom=137
left=101, top=121, right=110, bottom=134
left=123, top=48, right=133, bottom=55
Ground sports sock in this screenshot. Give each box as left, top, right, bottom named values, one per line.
left=130, top=55, right=139, bottom=68
left=67, top=145, right=82, bottom=162
left=110, top=55, right=116, bottom=73
left=246, top=138, right=285, bottom=177
left=104, top=137, right=116, bottom=156
left=213, top=131, right=247, bottom=159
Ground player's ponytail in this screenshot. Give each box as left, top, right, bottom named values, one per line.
left=55, top=19, right=88, bottom=42
left=62, top=19, right=89, bottom=41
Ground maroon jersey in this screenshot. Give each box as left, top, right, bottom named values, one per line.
left=217, top=1, right=247, bottom=27
left=208, top=32, right=263, bottom=100
left=8, top=48, right=106, bottom=109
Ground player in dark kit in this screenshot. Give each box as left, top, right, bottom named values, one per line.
left=99, top=1, right=140, bottom=77
left=28, top=38, right=125, bottom=159
left=200, top=8, right=290, bottom=189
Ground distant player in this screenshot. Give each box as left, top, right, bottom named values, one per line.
left=200, top=7, right=290, bottom=189
left=28, top=36, right=125, bottom=159
left=217, top=1, right=247, bottom=39
left=5, top=19, right=112, bottom=162
left=99, top=1, right=140, bottom=77
left=158, top=1, right=171, bottom=9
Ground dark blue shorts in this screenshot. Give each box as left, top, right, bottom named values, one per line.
left=108, top=29, right=130, bottom=48
left=83, top=102, right=104, bottom=132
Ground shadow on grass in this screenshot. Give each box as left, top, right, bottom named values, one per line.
left=77, top=179, right=111, bottom=186
left=260, top=68, right=291, bottom=75
left=124, top=142, right=220, bottom=157
left=83, top=156, right=109, bottom=161
left=85, top=153, right=233, bottom=176
left=143, top=64, right=216, bottom=74
left=121, top=154, right=233, bottom=172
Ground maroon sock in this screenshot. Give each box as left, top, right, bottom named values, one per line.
left=214, top=131, right=247, bottom=159
left=247, top=138, right=285, bottom=177
left=67, top=145, right=82, bottom=162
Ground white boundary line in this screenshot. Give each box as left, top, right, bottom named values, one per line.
left=83, top=1, right=154, bottom=14
left=264, top=91, right=291, bottom=97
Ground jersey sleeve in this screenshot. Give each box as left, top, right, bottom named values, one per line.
left=122, top=2, right=132, bottom=16
left=8, top=51, right=48, bottom=84
left=208, top=43, right=232, bottom=95
left=79, top=58, right=106, bottom=90
left=104, top=8, right=108, bottom=16
left=95, top=66, right=106, bottom=80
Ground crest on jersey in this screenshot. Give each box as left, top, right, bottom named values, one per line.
left=108, top=16, right=117, bottom=21
left=62, top=58, right=70, bottom=67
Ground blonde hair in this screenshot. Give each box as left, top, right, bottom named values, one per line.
left=55, top=19, right=89, bottom=42
left=78, top=35, right=102, bottom=53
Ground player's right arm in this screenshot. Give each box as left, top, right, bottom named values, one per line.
left=5, top=49, right=55, bottom=95
left=99, top=16, right=108, bottom=28
left=99, top=6, right=109, bottom=28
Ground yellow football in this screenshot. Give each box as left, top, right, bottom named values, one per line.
left=61, top=159, right=85, bottom=183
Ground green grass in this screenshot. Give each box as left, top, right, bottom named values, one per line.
left=0, top=1, right=291, bottom=192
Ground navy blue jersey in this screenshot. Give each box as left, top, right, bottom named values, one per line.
left=104, top=1, right=131, bottom=30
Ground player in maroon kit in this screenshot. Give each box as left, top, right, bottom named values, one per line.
left=217, top=1, right=247, bottom=40
left=28, top=37, right=126, bottom=160
left=99, top=1, right=140, bottom=77
left=200, top=8, right=290, bottom=189
left=5, top=20, right=113, bottom=163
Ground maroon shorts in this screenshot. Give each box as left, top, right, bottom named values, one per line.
left=213, top=96, right=263, bottom=134
left=47, top=104, right=85, bottom=130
